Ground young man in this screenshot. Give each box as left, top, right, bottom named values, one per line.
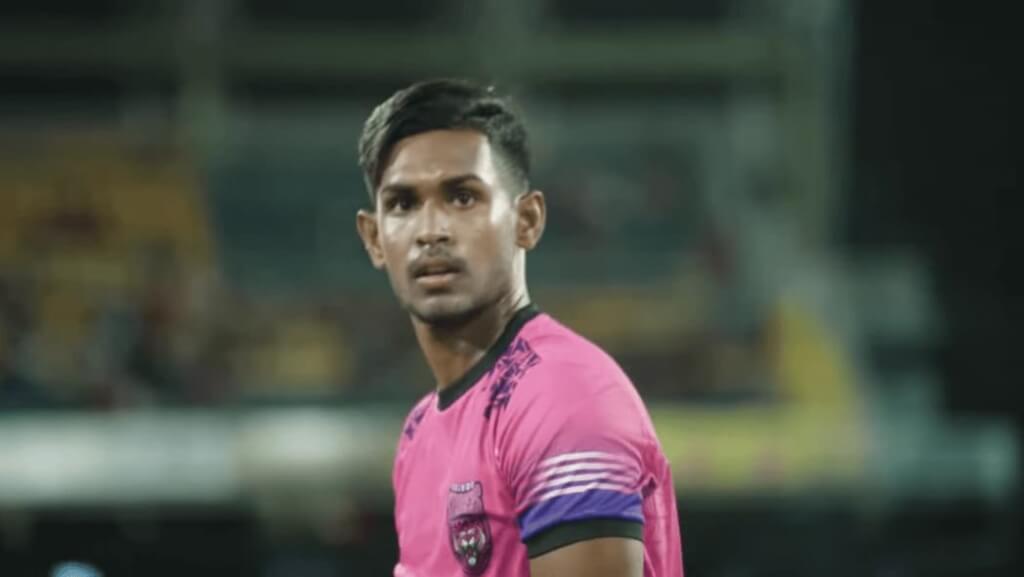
left=356, top=79, right=684, bottom=577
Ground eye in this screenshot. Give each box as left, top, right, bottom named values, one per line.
left=385, top=195, right=416, bottom=212
left=452, top=188, right=476, bottom=207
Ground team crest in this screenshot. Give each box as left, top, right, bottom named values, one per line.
left=447, top=481, right=493, bottom=575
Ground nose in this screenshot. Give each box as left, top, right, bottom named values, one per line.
left=415, top=200, right=452, bottom=247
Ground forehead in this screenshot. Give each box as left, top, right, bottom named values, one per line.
left=379, top=129, right=500, bottom=189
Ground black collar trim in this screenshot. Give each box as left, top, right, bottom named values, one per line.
left=436, top=304, right=540, bottom=411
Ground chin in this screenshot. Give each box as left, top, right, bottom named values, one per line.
left=409, top=295, right=485, bottom=328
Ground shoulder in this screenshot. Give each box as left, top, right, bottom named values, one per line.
left=491, top=317, right=661, bottom=526
left=495, top=314, right=648, bottom=432
left=514, top=313, right=638, bottom=404
left=394, top=392, right=434, bottom=485
left=399, top=391, right=435, bottom=443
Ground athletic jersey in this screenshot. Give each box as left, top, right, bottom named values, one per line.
left=392, top=305, right=684, bottom=576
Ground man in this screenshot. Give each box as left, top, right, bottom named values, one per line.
left=355, top=79, right=684, bottom=577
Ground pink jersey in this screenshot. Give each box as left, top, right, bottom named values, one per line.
left=393, top=306, right=684, bottom=577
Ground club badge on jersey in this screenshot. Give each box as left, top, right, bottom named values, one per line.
left=447, top=481, right=493, bottom=575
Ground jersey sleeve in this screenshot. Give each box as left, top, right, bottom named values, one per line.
left=494, top=361, right=655, bottom=557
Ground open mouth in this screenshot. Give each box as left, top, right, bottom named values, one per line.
left=412, top=259, right=464, bottom=288
left=414, top=265, right=460, bottom=278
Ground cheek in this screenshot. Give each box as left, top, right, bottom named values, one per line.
left=470, top=222, right=517, bottom=279
left=482, top=202, right=518, bottom=250
left=380, top=220, right=411, bottom=259
left=378, top=225, right=413, bottom=282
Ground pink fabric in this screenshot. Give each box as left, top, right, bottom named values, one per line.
left=393, top=313, right=684, bottom=576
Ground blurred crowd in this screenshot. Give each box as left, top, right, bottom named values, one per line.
left=1, top=135, right=847, bottom=411
left=0, top=255, right=363, bottom=410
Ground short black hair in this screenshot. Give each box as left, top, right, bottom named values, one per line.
left=357, top=78, right=531, bottom=205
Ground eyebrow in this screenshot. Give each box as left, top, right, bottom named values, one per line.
left=440, top=174, right=486, bottom=188
left=379, top=173, right=487, bottom=197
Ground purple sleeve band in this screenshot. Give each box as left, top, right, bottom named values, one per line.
left=518, top=489, right=644, bottom=541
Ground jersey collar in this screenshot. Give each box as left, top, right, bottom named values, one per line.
left=436, top=304, right=540, bottom=411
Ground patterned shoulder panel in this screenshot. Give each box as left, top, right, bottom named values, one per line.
left=403, top=393, right=434, bottom=440
left=484, top=337, right=542, bottom=419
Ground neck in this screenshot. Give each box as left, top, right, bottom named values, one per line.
left=412, top=290, right=531, bottom=392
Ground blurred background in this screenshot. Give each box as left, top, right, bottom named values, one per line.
left=0, top=0, right=1019, bottom=575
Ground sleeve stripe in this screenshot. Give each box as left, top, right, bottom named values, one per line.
left=527, top=481, right=638, bottom=508
left=518, top=489, right=644, bottom=541
left=530, top=462, right=639, bottom=484
left=537, top=450, right=635, bottom=469
left=524, top=471, right=637, bottom=502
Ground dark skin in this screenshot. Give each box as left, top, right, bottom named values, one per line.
left=356, top=128, right=643, bottom=577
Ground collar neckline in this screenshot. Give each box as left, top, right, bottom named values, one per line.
left=436, top=304, right=540, bottom=411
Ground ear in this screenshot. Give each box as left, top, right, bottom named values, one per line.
left=515, top=190, right=546, bottom=251
left=356, top=209, right=386, bottom=269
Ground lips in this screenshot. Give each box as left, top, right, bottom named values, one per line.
left=411, top=257, right=464, bottom=284
left=414, top=263, right=460, bottom=278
